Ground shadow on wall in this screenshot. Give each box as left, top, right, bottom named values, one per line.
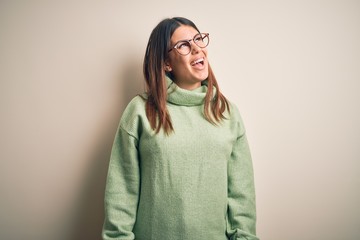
left=69, top=58, right=144, bottom=240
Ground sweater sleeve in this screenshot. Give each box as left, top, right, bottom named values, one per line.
left=102, top=125, right=140, bottom=240
left=226, top=109, right=259, bottom=240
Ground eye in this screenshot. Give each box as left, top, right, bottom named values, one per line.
left=194, top=35, right=203, bottom=42
left=177, top=41, right=190, bottom=49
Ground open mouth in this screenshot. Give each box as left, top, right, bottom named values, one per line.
left=191, top=57, right=204, bottom=66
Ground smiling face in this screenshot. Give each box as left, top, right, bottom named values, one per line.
left=165, top=25, right=209, bottom=90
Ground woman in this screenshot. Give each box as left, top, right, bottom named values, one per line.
left=102, top=17, right=259, bottom=240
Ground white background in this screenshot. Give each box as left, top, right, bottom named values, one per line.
left=1, top=1, right=359, bottom=239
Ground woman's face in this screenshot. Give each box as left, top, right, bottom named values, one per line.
left=166, top=25, right=209, bottom=90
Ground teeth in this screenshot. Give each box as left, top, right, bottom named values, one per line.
left=191, top=58, right=204, bottom=66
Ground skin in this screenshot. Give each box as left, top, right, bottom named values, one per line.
left=165, top=25, right=209, bottom=90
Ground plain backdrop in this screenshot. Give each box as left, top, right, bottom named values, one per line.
left=1, top=1, right=359, bottom=240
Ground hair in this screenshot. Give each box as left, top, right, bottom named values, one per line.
left=143, top=17, right=230, bottom=135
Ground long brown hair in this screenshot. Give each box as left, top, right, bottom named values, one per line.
left=143, top=17, right=229, bottom=135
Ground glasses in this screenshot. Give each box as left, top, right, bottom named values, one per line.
left=168, top=33, right=209, bottom=56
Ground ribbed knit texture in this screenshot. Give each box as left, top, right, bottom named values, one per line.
left=102, top=77, right=259, bottom=240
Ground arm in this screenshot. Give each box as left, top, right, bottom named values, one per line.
left=227, top=115, right=259, bottom=240
left=102, top=126, right=140, bottom=240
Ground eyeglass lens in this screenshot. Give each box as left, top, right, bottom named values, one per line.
left=175, top=33, right=209, bottom=55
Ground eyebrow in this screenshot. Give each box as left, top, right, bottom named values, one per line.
left=173, top=39, right=189, bottom=46
left=172, top=33, right=200, bottom=46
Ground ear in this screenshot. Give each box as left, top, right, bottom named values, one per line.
left=164, top=60, right=172, bottom=72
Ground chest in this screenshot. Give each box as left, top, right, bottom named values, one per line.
left=138, top=105, right=236, bottom=166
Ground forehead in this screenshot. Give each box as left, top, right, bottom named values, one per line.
left=171, top=25, right=199, bottom=43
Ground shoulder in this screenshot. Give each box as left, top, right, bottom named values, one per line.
left=119, top=95, right=147, bottom=138
left=225, top=100, right=242, bottom=122
left=121, top=95, right=146, bottom=119
left=226, top=100, right=246, bottom=136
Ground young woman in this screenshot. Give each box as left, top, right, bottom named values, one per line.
left=102, top=17, right=259, bottom=240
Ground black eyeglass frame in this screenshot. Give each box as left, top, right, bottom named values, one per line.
left=168, top=33, right=210, bottom=56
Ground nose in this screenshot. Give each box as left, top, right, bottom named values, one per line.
left=191, top=41, right=201, bottom=54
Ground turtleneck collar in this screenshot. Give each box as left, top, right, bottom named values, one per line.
left=166, top=76, right=216, bottom=106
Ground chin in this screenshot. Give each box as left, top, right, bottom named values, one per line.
left=198, top=72, right=209, bottom=81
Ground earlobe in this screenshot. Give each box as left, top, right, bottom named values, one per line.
left=164, top=61, right=172, bottom=72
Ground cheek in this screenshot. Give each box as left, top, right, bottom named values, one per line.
left=173, top=58, right=189, bottom=72
left=202, top=48, right=208, bottom=56
left=172, top=57, right=189, bottom=70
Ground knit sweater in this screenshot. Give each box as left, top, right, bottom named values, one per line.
left=102, top=77, right=259, bottom=240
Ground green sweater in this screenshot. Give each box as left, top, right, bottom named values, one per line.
left=102, top=77, right=258, bottom=240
